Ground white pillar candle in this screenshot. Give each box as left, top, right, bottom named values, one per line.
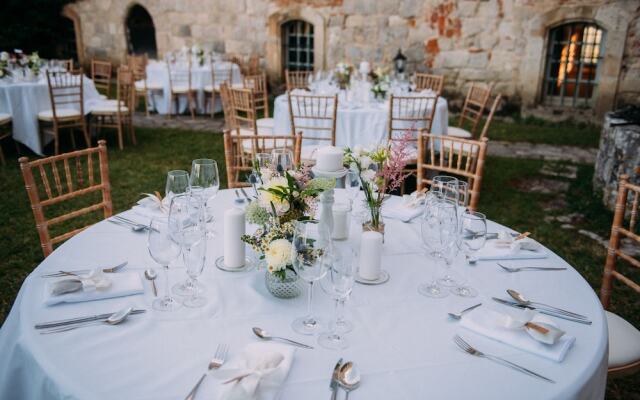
left=332, top=203, right=350, bottom=240
left=359, top=231, right=383, bottom=280
left=224, top=208, right=246, bottom=269
left=315, top=146, right=344, bottom=172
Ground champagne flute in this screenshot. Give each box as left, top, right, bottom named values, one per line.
left=165, top=170, right=190, bottom=204
left=345, top=169, right=361, bottom=210
left=435, top=200, right=463, bottom=288
left=271, top=148, right=294, bottom=175
left=148, top=218, right=182, bottom=311
left=417, top=200, right=449, bottom=298
left=190, top=159, right=220, bottom=238
left=290, top=220, right=330, bottom=335
left=181, top=222, right=208, bottom=307
left=169, top=194, right=204, bottom=297
left=432, top=175, right=459, bottom=205
left=451, top=211, right=486, bottom=298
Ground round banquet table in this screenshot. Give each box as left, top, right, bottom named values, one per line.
left=145, top=61, right=242, bottom=116
left=272, top=93, right=449, bottom=149
left=0, top=189, right=607, bottom=400
left=0, top=75, right=103, bottom=155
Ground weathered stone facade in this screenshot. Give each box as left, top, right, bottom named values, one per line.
left=66, top=0, right=640, bottom=118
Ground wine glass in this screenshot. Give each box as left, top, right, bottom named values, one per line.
left=169, top=194, right=205, bottom=297
left=271, top=148, right=294, bottom=175
left=190, top=159, right=220, bottom=238
left=165, top=170, right=190, bottom=204
left=417, top=200, right=450, bottom=298
left=345, top=169, right=361, bottom=210
left=432, top=175, right=459, bottom=205
left=318, top=244, right=355, bottom=349
left=252, top=153, right=271, bottom=188
left=435, top=201, right=463, bottom=288
left=290, top=220, right=330, bottom=335
left=451, top=211, right=486, bottom=298
left=181, top=222, right=208, bottom=307
left=148, top=218, right=182, bottom=311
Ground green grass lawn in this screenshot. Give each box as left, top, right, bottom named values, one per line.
left=0, top=121, right=637, bottom=398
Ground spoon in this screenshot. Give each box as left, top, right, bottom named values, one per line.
left=41, top=307, right=133, bottom=334
left=448, top=303, right=482, bottom=320
left=252, top=327, right=314, bottom=349
left=145, top=269, right=158, bottom=296
left=234, top=189, right=245, bottom=204
left=506, top=289, right=588, bottom=320
left=337, top=361, right=361, bottom=400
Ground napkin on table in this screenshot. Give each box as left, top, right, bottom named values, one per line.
left=44, top=272, right=144, bottom=306
left=381, top=191, right=425, bottom=222
left=215, top=343, right=294, bottom=400
left=460, top=308, right=575, bottom=362
left=475, top=236, right=548, bottom=261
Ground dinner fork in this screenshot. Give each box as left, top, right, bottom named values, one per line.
left=185, top=343, right=229, bottom=400
left=111, top=215, right=148, bottom=231
left=453, top=335, right=555, bottom=383
left=497, top=263, right=567, bottom=273
left=41, top=261, right=128, bottom=278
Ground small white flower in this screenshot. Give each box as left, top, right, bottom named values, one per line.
left=0, top=52, right=9, bottom=61
left=265, top=239, right=292, bottom=272
left=359, top=156, right=372, bottom=169
left=361, top=169, right=376, bottom=183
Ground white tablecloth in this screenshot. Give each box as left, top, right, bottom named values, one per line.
left=0, top=189, right=607, bottom=399
left=0, top=76, right=103, bottom=155
left=144, top=61, right=242, bottom=115
left=273, top=94, right=448, bottom=149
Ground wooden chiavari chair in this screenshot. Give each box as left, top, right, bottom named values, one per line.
left=447, top=83, right=493, bottom=139
left=91, top=59, right=113, bottom=99
left=477, top=94, right=502, bottom=140
left=167, top=61, right=197, bottom=119
left=90, top=67, right=136, bottom=150
left=228, top=87, right=272, bottom=135
left=38, top=70, right=91, bottom=155
left=19, top=140, right=113, bottom=257
left=414, top=73, right=444, bottom=95
left=287, top=93, right=338, bottom=162
left=204, top=61, right=233, bottom=118
left=243, top=72, right=273, bottom=133
left=285, top=69, right=312, bottom=91
left=60, top=59, right=74, bottom=72
left=129, top=54, right=162, bottom=117
left=600, top=174, right=640, bottom=378
left=388, top=94, right=439, bottom=192
left=246, top=55, right=260, bottom=76
left=223, top=130, right=302, bottom=188
left=416, top=132, right=488, bottom=212
left=219, top=83, right=234, bottom=129
left=0, top=113, right=13, bottom=165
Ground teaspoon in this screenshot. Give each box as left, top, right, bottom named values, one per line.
left=448, top=303, right=482, bottom=320
left=145, top=269, right=158, bottom=296
left=507, top=289, right=588, bottom=319
left=337, top=361, right=361, bottom=400
left=252, top=327, right=314, bottom=349
left=41, top=307, right=133, bottom=334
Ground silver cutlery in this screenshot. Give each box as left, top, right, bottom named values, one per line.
left=145, top=269, right=158, bottom=296
left=111, top=215, right=148, bottom=231
left=498, top=263, right=567, bottom=273
left=185, top=343, right=229, bottom=400
left=41, top=261, right=128, bottom=278
left=453, top=335, right=555, bottom=383
left=40, top=307, right=133, bottom=334
left=34, top=309, right=146, bottom=329
left=109, top=217, right=145, bottom=232
left=239, top=188, right=252, bottom=202
left=486, top=232, right=519, bottom=240
left=329, top=358, right=343, bottom=400
left=252, top=327, right=314, bottom=349
left=234, top=189, right=245, bottom=204
left=507, top=289, right=588, bottom=320
left=337, top=361, right=361, bottom=399
left=491, top=298, right=592, bottom=325
left=448, top=303, right=482, bottom=320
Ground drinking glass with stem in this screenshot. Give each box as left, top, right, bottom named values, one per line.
left=417, top=199, right=455, bottom=298
left=189, top=159, right=220, bottom=238
left=165, top=170, right=190, bottom=204
left=180, top=220, right=208, bottom=307
left=148, top=217, right=182, bottom=311
left=290, top=220, right=330, bottom=335
left=451, top=210, right=486, bottom=298
left=271, top=148, right=295, bottom=175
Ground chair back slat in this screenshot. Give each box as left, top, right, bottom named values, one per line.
left=127, top=54, right=148, bottom=81
left=219, top=83, right=234, bottom=129
left=388, top=95, right=439, bottom=144
left=288, top=93, right=337, bottom=144
left=116, top=66, right=135, bottom=113
left=458, top=83, right=492, bottom=135
left=91, top=59, right=113, bottom=97
left=46, top=70, right=85, bottom=123
left=417, top=132, right=488, bottom=211
left=415, top=73, right=444, bottom=95
left=19, top=140, right=113, bottom=257
left=229, top=87, right=258, bottom=132
left=168, top=62, right=193, bottom=92
left=244, top=72, right=269, bottom=116
left=211, top=60, right=233, bottom=87
left=285, top=69, right=312, bottom=91
left=478, top=94, right=502, bottom=140
left=601, top=175, right=640, bottom=309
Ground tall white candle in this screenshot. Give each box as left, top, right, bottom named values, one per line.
left=315, top=146, right=344, bottom=172
left=224, top=208, right=246, bottom=269
left=359, top=231, right=382, bottom=280
left=332, top=203, right=350, bottom=240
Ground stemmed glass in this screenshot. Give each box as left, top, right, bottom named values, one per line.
left=417, top=200, right=454, bottom=298
left=165, top=170, right=190, bottom=204
left=250, top=153, right=271, bottom=191
left=189, top=159, right=220, bottom=238
left=451, top=211, right=486, bottom=298
left=318, top=244, right=355, bottom=349
left=181, top=221, right=208, bottom=307
left=271, top=148, right=294, bottom=174
left=345, top=169, right=361, bottom=210
left=148, top=218, right=182, bottom=311
left=290, top=220, right=330, bottom=335
left=435, top=200, right=463, bottom=288
left=433, top=175, right=459, bottom=205
left=169, top=194, right=205, bottom=298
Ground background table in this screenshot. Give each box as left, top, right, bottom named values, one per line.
left=0, top=77, right=102, bottom=155
left=145, top=61, right=242, bottom=115
left=0, top=190, right=607, bottom=399
left=273, top=94, right=448, bottom=149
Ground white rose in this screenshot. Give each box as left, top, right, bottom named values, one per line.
left=359, top=156, right=372, bottom=169
left=0, top=52, right=8, bottom=61
left=259, top=176, right=290, bottom=215
left=265, top=239, right=292, bottom=272
left=361, top=169, right=376, bottom=183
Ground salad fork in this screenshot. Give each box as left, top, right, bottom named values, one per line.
left=453, top=335, right=555, bottom=383
left=497, top=263, right=567, bottom=273
left=41, top=261, right=128, bottom=278
left=185, top=343, right=229, bottom=400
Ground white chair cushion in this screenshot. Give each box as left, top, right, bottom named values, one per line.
left=241, top=138, right=290, bottom=152
left=101, top=99, right=126, bottom=107
left=171, top=85, right=192, bottom=94
left=447, top=126, right=473, bottom=139
left=98, top=94, right=107, bottom=100
left=90, top=102, right=129, bottom=115
left=38, top=108, right=81, bottom=121
left=232, top=83, right=245, bottom=89
left=606, top=310, right=640, bottom=369
left=0, top=113, right=11, bottom=125
left=135, top=80, right=163, bottom=91
left=257, top=118, right=274, bottom=133
left=203, top=84, right=220, bottom=92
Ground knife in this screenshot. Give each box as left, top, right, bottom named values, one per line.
left=239, top=188, right=252, bottom=202
left=34, top=309, right=147, bottom=329
left=329, top=357, right=343, bottom=400
left=491, top=298, right=592, bottom=325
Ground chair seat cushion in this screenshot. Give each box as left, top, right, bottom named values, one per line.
left=0, top=113, right=11, bottom=125
left=203, top=84, right=219, bottom=92
left=90, top=102, right=130, bottom=115
left=257, top=118, right=274, bottom=133
left=38, top=109, right=82, bottom=121
left=171, top=85, right=193, bottom=94
left=135, top=80, right=163, bottom=91
left=606, top=310, right=640, bottom=369
left=447, top=126, right=473, bottom=139
left=241, top=138, right=291, bottom=152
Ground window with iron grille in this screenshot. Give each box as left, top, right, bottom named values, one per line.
left=282, top=20, right=314, bottom=72
left=542, top=22, right=605, bottom=108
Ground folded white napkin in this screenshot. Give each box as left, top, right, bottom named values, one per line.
left=475, top=237, right=548, bottom=261
left=130, top=199, right=168, bottom=222
left=460, top=308, right=575, bottom=362
left=381, top=192, right=425, bottom=222
left=215, top=343, right=294, bottom=400
left=44, top=272, right=144, bottom=306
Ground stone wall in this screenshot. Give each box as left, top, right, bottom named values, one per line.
left=68, top=0, right=640, bottom=118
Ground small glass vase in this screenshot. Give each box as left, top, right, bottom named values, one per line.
left=265, top=269, right=301, bottom=299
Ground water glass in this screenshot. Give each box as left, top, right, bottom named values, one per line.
left=451, top=211, right=486, bottom=298
left=169, top=194, right=205, bottom=297
left=432, top=175, right=459, bottom=205
left=181, top=223, right=208, bottom=307
left=190, top=159, right=220, bottom=238
left=165, top=170, right=190, bottom=203
left=417, top=201, right=451, bottom=298
left=148, top=218, right=182, bottom=311
left=271, top=148, right=294, bottom=174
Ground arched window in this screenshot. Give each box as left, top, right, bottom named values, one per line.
left=543, top=22, right=605, bottom=107
left=282, top=20, right=314, bottom=72
left=125, top=4, right=157, bottom=58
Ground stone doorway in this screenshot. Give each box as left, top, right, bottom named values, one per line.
left=282, top=20, right=314, bottom=73
left=125, top=4, right=157, bottom=58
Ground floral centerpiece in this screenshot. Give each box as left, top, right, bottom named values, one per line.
left=191, top=45, right=205, bottom=66
left=334, top=62, right=353, bottom=90
left=369, top=66, right=390, bottom=100
left=0, top=52, right=10, bottom=79
left=27, top=52, right=41, bottom=76
left=343, top=133, right=412, bottom=232
left=242, top=164, right=334, bottom=296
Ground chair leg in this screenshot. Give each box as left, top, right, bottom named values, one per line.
left=190, top=92, right=195, bottom=120
left=54, top=127, right=60, bottom=156
left=144, top=92, right=149, bottom=117
left=81, top=121, right=91, bottom=148
left=70, top=127, right=77, bottom=150
left=117, top=120, right=124, bottom=150
left=0, top=142, right=5, bottom=165
left=129, top=117, right=136, bottom=145
left=209, top=93, right=215, bottom=118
